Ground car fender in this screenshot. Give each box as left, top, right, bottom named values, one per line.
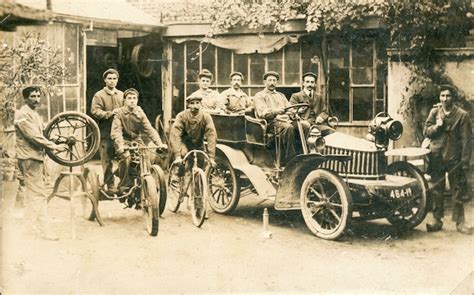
left=216, top=144, right=276, bottom=198
left=275, top=153, right=350, bottom=210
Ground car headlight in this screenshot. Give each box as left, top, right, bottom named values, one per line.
left=366, top=112, right=403, bottom=149
left=307, top=126, right=326, bottom=152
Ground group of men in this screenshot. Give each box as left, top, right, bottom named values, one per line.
left=190, top=69, right=329, bottom=163
left=12, top=66, right=472, bottom=241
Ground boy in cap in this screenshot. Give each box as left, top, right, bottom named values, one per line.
left=290, top=72, right=328, bottom=125
left=424, top=84, right=472, bottom=234
left=188, top=69, right=222, bottom=114
left=220, top=72, right=253, bottom=115
left=110, top=88, right=167, bottom=191
left=91, top=68, right=124, bottom=193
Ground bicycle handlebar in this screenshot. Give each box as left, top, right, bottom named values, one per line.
left=181, top=149, right=210, bottom=163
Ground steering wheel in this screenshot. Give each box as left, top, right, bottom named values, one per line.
left=283, top=103, right=310, bottom=115
left=44, top=111, right=101, bottom=166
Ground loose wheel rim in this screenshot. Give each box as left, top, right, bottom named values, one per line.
left=191, top=169, right=207, bottom=227
left=44, top=112, right=100, bottom=167
left=208, top=157, right=239, bottom=213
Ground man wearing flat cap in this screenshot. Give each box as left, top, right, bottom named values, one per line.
left=254, top=71, right=297, bottom=164
left=220, top=72, right=253, bottom=115
left=169, top=95, right=217, bottom=202
left=290, top=72, right=329, bottom=125
left=188, top=69, right=222, bottom=114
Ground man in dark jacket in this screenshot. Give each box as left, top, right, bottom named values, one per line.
left=290, top=72, right=328, bottom=125
left=15, top=86, right=67, bottom=240
left=424, top=84, right=472, bottom=234
left=91, top=69, right=123, bottom=193
left=110, top=88, right=167, bottom=190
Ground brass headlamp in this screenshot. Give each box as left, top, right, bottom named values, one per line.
left=366, top=112, right=403, bottom=149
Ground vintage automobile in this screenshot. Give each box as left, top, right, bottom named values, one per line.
left=207, top=106, right=430, bottom=240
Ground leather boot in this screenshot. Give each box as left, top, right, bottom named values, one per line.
left=426, top=217, right=443, bottom=232
left=456, top=222, right=471, bottom=235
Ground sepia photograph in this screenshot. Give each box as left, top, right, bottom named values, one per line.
left=0, top=0, right=473, bottom=294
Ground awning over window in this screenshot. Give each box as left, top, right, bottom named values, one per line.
left=172, top=33, right=302, bottom=54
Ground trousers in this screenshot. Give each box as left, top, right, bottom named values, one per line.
left=100, top=139, right=116, bottom=188
left=428, top=154, right=467, bottom=224
left=17, top=159, right=50, bottom=228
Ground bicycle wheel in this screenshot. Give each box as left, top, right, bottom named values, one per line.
left=150, top=164, right=167, bottom=216
left=142, top=175, right=159, bottom=236
left=167, top=163, right=182, bottom=213
left=190, top=168, right=208, bottom=228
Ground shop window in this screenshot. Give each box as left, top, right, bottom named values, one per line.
left=267, top=50, right=282, bottom=74
left=249, top=53, right=265, bottom=85
left=284, top=43, right=300, bottom=86
left=217, top=47, right=232, bottom=85
left=201, top=42, right=216, bottom=82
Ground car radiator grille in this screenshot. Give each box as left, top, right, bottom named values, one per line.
left=320, top=146, right=386, bottom=179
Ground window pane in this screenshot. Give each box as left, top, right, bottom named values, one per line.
left=284, top=43, right=299, bottom=86
left=328, top=39, right=349, bottom=122
left=249, top=53, right=264, bottom=85
left=64, top=24, right=78, bottom=85
left=233, top=54, right=248, bottom=85
left=50, top=91, right=64, bottom=118
left=352, top=38, right=373, bottom=68
left=249, top=88, right=263, bottom=96
left=352, top=68, right=373, bottom=85
left=301, top=38, right=321, bottom=74
left=172, top=43, right=185, bottom=115
left=201, top=42, right=216, bottom=84
left=186, top=41, right=200, bottom=83
left=267, top=50, right=282, bottom=74
left=353, top=88, right=373, bottom=121
left=217, top=47, right=232, bottom=85
left=65, top=87, right=78, bottom=111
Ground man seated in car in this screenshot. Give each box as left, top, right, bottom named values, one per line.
left=254, top=71, right=308, bottom=164
left=220, top=71, right=253, bottom=115
left=110, top=88, right=167, bottom=192
left=290, top=72, right=329, bottom=125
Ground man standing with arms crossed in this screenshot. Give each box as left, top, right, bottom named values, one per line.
left=424, top=84, right=472, bottom=234
left=15, top=86, right=67, bottom=240
left=91, top=69, right=124, bottom=193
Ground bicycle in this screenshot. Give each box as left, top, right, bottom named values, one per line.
left=83, top=141, right=167, bottom=236
left=167, top=150, right=210, bottom=227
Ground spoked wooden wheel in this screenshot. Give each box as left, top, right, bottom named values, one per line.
left=150, top=164, right=167, bottom=216
left=300, top=169, right=352, bottom=240
left=44, top=112, right=100, bottom=166
left=167, top=163, right=182, bottom=213
left=142, top=175, right=159, bottom=236
left=385, top=162, right=429, bottom=229
left=82, top=167, right=99, bottom=221
left=191, top=168, right=208, bottom=228
left=208, top=155, right=240, bottom=214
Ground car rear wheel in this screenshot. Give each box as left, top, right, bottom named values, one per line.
left=385, top=161, right=429, bottom=229
left=208, top=155, right=240, bottom=214
left=300, top=169, right=352, bottom=240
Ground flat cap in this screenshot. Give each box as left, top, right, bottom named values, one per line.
left=124, top=88, right=139, bottom=99
left=186, top=94, right=202, bottom=102
left=229, top=71, right=244, bottom=80
left=302, top=72, right=318, bottom=80
left=198, top=69, right=213, bottom=80
left=263, top=71, right=280, bottom=80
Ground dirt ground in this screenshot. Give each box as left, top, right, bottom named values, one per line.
left=1, top=169, right=473, bottom=294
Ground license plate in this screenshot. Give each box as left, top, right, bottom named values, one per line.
left=390, top=187, right=413, bottom=199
